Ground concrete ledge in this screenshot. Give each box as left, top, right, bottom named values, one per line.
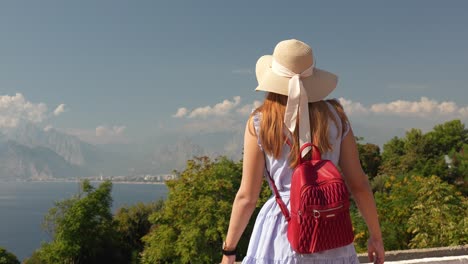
left=358, top=245, right=468, bottom=263
left=234, top=245, right=468, bottom=263
left=367, top=255, right=468, bottom=264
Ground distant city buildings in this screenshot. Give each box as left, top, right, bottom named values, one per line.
left=19, top=173, right=176, bottom=184
left=90, top=173, right=176, bottom=183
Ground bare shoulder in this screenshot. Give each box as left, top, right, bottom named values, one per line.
left=339, top=128, right=363, bottom=176
left=245, top=114, right=257, bottom=137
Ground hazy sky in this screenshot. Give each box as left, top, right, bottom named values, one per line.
left=1, top=0, right=467, bottom=146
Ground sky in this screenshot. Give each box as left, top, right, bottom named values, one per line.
left=1, top=0, right=467, bottom=148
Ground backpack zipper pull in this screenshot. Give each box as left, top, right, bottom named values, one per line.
left=313, top=209, right=321, bottom=218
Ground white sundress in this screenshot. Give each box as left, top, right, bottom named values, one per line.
left=242, top=101, right=360, bottom=264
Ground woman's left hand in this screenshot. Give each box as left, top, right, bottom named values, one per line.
left=367, top=236, right=385, bottom=264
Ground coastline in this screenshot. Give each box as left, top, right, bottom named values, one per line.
left=0, top=179, right=167, bottom=185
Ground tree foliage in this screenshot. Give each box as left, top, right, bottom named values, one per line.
left=0, top=247, right=20, bottom=264
left=448, top=143, right=468, bottom=195
left=141, top=156, right=270, bottom=264
left=29, top=180, right=121, bottom=264
left=380, top=136, right=405, bottom=176
left=356, top=137, right=382, bottom=179
left=426, top=120, right=468, bottom=156
left=351, top=174, right=467, bottom=252
left=380, top=120, right=467, bottom=187
left=407, top=176, right=468, bottom=248
left=113, top=200, right=164, bottom=263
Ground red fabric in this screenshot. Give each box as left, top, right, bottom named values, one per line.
left=267, top=143, right=354, bottom=254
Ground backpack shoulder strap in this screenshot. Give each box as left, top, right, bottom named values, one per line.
left=286, top=137, right=322, bottom=161
left=265, top=166, right=290, bottom=222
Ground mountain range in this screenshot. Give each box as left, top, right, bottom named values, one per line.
left=0, top=122, right=215, bottom=181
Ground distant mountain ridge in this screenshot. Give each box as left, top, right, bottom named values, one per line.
left=0, top=140, right=88, bottom=180
left=0, top=122, right=215, bottom=181
left=3, top=122, right=86, bottom=165
left=0, top=123, right=134, bottom=180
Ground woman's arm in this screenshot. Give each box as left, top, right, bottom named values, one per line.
left=339, top=128, right=385, bottom=264
left=221, top=118, right=265, bottom=264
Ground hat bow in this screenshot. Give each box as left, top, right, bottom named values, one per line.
left=271, top=59, right=314, bottom=158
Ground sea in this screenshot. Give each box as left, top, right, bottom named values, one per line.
left=0, top=181, right=168, bottom=261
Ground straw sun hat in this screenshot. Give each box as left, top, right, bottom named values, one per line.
left=255, top=39, right=338, bottom=102
left=254, top=39, right=338, bottom=157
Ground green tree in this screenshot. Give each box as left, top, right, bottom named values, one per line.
left=448, top=143, right=468, bottom=194
left=380, top=136, right=405, bottom=176
left=356, top=137, right=382, bottom=179
left=425, top=120, right=467, bottom=157
left=400, top=129, right=429, bottom=173
left=32, top=180, right=121, bottom=264
left=352, top=174, right=467, bottom=252
left=407, top=176, right=467, bottom=248
left=380, top=120, right=467, bottom=184
left=141, top=156, right=270, bottom=264
left=353, top=175, right=419, bottom=251
left=113, top=200, right=164, bottom=263
left=23, top=251, right=43, bottom=264
left=0, top=247, right=20, bottom=264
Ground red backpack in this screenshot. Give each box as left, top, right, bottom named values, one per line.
left=267, top=142, right=355, bottom=253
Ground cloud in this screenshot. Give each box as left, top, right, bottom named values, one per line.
left=337, top=97, right=468, bottom=120
left=173, top=96, right=467, bottom=140
left=459, top=106, right=468, bottom=117
left=178, top=96, right=467, bottom=121
left=53, top=104, right=67, bottom=116
left=172, top=96, right=241, bottom=118
left=236, top=100, right=263, bottom=115
left=171, top=98, right=264, bottom=134
left=96, top=125, right=127, bottom=137
left=0, top=93, right=48, bottom=128
left=338, top=98, right=369, bottom=115
left=63, top=126, right=128, bottom=145
left=64, top=125, right=127, bottom=144
left=0, top=93, right=130, bottom=145
left=173, top=96, right=264, bottom=120
left=172, top=107, right=188, bottom=118
left=187, top=96, right=241, bottom=118
left=369, top=97, right=467, bottom=118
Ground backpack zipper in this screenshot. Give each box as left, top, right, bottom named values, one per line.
left=312, top=204, right=344, bottom=218
left=297, top=203, right=344, bottom=223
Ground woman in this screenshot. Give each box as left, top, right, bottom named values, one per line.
left=221, top=39, right=384, bottom=264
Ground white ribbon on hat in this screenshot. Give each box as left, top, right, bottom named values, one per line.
left=271, top=59, right=314, bottom=158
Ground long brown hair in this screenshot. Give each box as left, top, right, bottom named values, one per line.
left=251, top=92, right=349, bottom=168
